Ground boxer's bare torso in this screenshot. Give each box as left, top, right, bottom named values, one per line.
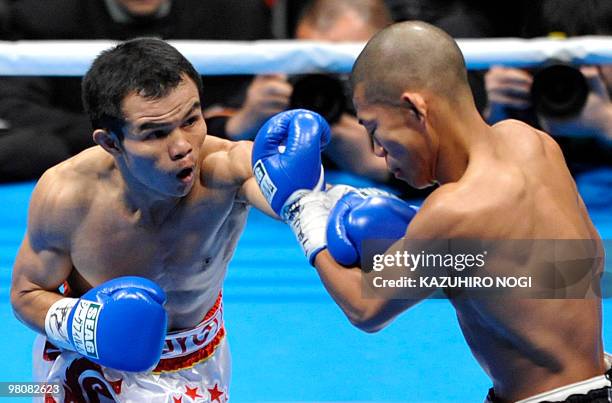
left=53, top=139, right=249, bottom=331
left=11, top=76, right=271, bottom=334
left=410, top=120, right=605, bottom=400
left=323, top=81, right=606, bottom=399
left=310, top=20, right=608, bottom=402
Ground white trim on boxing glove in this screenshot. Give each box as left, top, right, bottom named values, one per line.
left=44, top=297, right=78, bottom=351
left=314, top=165, right=325, bottom=191
left=281, top=189, right=332, bottom=264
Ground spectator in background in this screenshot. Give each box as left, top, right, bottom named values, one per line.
left=375, top=0, right=493, bottom=117
left=524, top=0, right=612, bottom=144
left=226, top=0, right=405, bottom=190
left=294, top=0, right=392, bottom=183
left=290, top=0, right=490, bottom=194
left=282, top=0, right=523, bottom=39
left=0, top=0, right=272, bottom=181
left=484, top=0, right=612, bottom=172
left=0, top=0, right=9, bottom=38
left=383, top=0, right=496, bottom=37
left=221, top=74, right=293, bottom=141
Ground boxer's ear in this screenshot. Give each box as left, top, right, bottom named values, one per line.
left=400, top=92, right=427, bottom=124
left=93, top=129, right=122, bottom=156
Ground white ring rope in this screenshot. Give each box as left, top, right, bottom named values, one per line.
left=0, top=37, right=611, bottom=76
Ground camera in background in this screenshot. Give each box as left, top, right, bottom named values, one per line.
left=531, top=61, right=589, bottom=118
left=289, top=74, right=354, bottom=125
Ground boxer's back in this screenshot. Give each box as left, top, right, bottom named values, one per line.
left=442, top=119, right=604, bottom=400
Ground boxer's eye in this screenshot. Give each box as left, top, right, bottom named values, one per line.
left=146, top=129, right=169, bottom=140
left=403, top=100, right=421, bottom=120
left=182, top=116, right=198, bottom=128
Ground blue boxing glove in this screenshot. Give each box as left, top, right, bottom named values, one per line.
left=327, top=191, right=419, bottom=267
left=251, top=109, right=331, bottom=215
left=45, top=276, right=167, bottom=372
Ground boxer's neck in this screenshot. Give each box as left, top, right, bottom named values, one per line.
left=431, top=103, right=491, bottom=186
left=114, top=165, right=184, bottom=227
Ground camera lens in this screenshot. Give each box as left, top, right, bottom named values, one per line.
left=289, top=74, right=347, bottom=124
left=531, top=63, right=589, bottom=118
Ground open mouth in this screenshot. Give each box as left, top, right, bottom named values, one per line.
left=177, top=167, right=194, bottom=181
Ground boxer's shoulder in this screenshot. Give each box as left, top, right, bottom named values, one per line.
left=200, top=135, right=251, bottom=162
left=200, top=134, right=233, bottom=155
left=493, top=119, right=542, bottom=143
left=494, top=119, right=561, bottom=159
left=199, top=135, right=252, bottom=189
left=408, top=184, right=493, bottom=239
left=492, top=118, right=533, bottom=131
left=29, top=148, right=104, bottom=248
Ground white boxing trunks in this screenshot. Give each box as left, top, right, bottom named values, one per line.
left=33, top=292, right=229, bottom=403
left=485, top=354, right=612, bottom=403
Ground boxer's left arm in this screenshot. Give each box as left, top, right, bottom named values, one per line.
left=312, top=190, right=460, bottom=333
left=231, top=109, right=330, bottom=218
left=229, top=140, right=279, bottom=218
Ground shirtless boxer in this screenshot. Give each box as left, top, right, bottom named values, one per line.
left=252, top=22, right=610, bottom=402
left=9, top=38, right=327, bottom=402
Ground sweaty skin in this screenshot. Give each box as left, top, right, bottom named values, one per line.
left=314, top=21, right=606, bottom=402
left=11, top=76, right=273, bottom=333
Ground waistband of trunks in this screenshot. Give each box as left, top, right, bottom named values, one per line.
left=486, top=355, right=612, bottom=403
left=153, top=291, right=225, bottom=373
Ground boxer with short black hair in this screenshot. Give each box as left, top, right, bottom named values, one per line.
left=253, top=22, right=609, bottom=403
left=11, top=37, right=275, bottom=402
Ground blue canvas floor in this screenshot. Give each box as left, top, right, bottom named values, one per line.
left=0, top=168, right=611, bottom=402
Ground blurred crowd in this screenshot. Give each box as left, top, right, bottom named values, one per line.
left=0, top=0, right=610, bottom=194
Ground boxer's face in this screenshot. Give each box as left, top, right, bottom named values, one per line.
left=117, top=76, right=206, bottom=197
left=353, top=84, right=436, bottom=189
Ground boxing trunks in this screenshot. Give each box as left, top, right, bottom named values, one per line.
left=485, top=354, right=612, bottom=403
left=33, top=292, right=229, bottom=403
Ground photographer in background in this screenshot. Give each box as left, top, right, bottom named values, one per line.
left=0, top=0, right=272, bottom=182
left=293, top=0, right=392, bottom=183
left=484, top=0, right=612, bottom=172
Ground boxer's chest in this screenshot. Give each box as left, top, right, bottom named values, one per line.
left=68, top=191, right=248, bottom=290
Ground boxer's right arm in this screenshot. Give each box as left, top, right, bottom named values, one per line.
left=11, top=170, right=77, bottom=334
left=313, top=189, right=461, bottom=332
left=11, top=171, right=167, bottom=372
left=44, top=276, right=167, bottom=372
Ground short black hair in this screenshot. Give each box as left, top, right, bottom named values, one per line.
left=82, top=37, right=204, bottom=138
left=352, top=21, right=469, bottom=106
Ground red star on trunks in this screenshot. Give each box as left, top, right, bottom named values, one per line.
left=108, top=378, right=122, bottom=394
left=207, top=383, right=224, bottom=403
left=173, top=396, right=183, bottom=403
left=184, top=385, right=203, bottom=400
